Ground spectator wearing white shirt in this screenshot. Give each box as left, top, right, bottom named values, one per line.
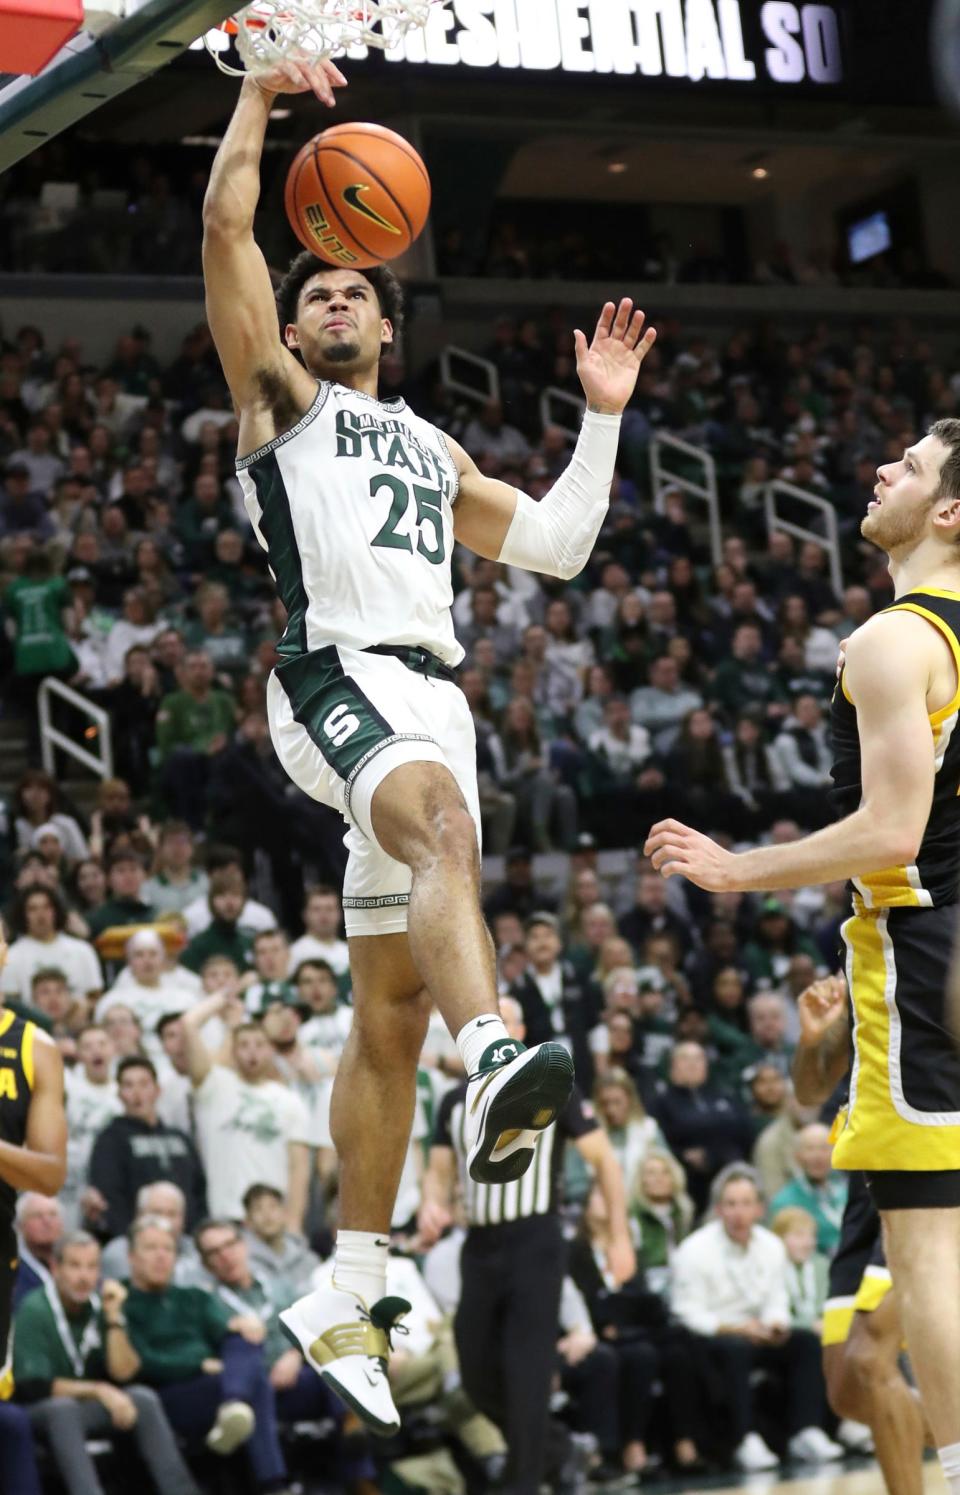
left=671, top=1164, right=842, bottom=1472
left=181, top=990, right=311, bottom=1232
left=182, top=876, right=275, bottom=940
left=62, top=1026, right=122, bottom=1228
left=461, top=398, right=530, bottom=466
left=588, top=697, right=652, bottom=782
left=772, top=695, right=833, bottom=790
left=287, top=885, right=349, bottom=982
left=141, top=821, right=209, bottom=918
left=13, top=770, right=89, bottom=865
left=2, top=885, right=102, bottom=1006
left=242, top=929, right=294, bottom=1016
left=97, top=930, right=200, bottom=1056
left=101, top=587, right=165, bottom=686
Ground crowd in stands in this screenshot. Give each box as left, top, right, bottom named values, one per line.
left=0, top=295, right=958, bottom=1491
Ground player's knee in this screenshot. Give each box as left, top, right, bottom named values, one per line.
left=352, top=985, right=431, bottom=1064
left=825, top=1352, right=866, bottom=1420
left=415, top=796, right=478, bottom=874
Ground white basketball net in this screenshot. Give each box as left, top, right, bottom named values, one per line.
left=206, top=0, right=442, bottom=74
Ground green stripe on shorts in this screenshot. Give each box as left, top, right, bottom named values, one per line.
left=276, top=648, right=435, bottom=810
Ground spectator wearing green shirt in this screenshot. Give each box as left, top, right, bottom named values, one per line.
left=13, top=1229, right=198, bottom=1495
left=770, top=1207, right=830, bottom=1335
left=181, top=868, right=256, bottom=975
left=155, top=649, right=236, bottom=831
left=734, top=992, right=797, bottom=1093
left=182, top=583, right=250, bottom=683
left=124, top=1215, right=290, bottom=1488
left=769, top=1124, right=848, bottom=1257
left=85, top=851, right=156, bottom=941
left=5, top=553, right=77, bottom=738
left=175, top=472, right=235, bottom=572
left=708, top=623, right=785, bottom=724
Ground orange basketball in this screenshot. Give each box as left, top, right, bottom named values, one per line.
left=284, top=122, right=431, bottom=270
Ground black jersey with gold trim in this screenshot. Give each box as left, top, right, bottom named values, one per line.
left=0, top=1009, right=36, bottom=1232
left=829, top=586, right=960, bottom=909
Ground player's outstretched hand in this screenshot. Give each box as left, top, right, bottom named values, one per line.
left=574, top=299, right=657, bottom=415
left=797, top=973, right=848, bottom=1047
left=248, top=57, right=348, bottom=106
left=643, top=818, right=738, bottom=891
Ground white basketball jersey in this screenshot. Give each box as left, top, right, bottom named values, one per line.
left=237, top=381, right=463, bottom=666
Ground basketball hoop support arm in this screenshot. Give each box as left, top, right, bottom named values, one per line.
left=0, top=0, right=229, bottom=172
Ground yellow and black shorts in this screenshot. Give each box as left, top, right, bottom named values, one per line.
left=0, top=1222, right=15, bottom=1400
left=822, top=1172, right=891, bottom=1347
left=832, top=903, right=960, bottom=1199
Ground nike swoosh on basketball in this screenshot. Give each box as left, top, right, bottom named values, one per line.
left=342, top=183, right=402, bottom=234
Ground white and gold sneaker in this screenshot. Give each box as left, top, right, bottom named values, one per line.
left=279, top=1284, right=410, bottom=1437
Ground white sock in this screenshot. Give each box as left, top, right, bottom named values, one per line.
left=938, top=1440, right=960, bottom=1493
left=457, top=1014, right=511, bottom=1076
left=332, top=1229, right=389, bottom=1307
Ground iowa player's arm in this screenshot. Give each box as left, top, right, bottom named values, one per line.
left=0, top=1034, right=66, bottom=1197
left=646, top=610, right=939, bottom=891
left=202, top=68, right=344, bottom=414
left=792, top=974, right=850, bottom=1106
left=451, top=300, right=656, bottom=572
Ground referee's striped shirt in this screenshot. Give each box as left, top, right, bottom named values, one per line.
left=433, top=1084, right=598, bottom=1227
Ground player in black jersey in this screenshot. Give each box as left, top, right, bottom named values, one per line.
left=0, top=925, right=67, bottom=1398
left=646, top=418, right=960, bottom=1492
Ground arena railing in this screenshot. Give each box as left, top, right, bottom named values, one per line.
left=539, top=385, right=585, bottom=441
left=649, top=430, right=723, bottom=566
left=764, top=479, right=843, bottom=598
left=38, top=677, right=114, bottom=781
left=439, top=345, right=500, bottom=407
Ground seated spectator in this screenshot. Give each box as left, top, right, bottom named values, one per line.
left=123, top=1215, right=291, bottom=1487
left=747, top=1061, right=790, bottom=1139
left=2, top=884, right=102, bottom=1006
left=617, top=871, right=692, bottom=959
left=63, top=1026, right=122, bottom=1227
left=85, top=850, right=156, bottom=942
left=721, top=710, right=792, bottom=826
left=740, top=991, right=797, bottom=1083
left=14, top=1193, right=64, bottom=1309
left=28, top=967, right=86, bottom=1062
left=13, top=1230, right=199, bottom=1495
left=97, top=929, right=200, bottom=1054
left=493, top=696, right=578, bottom=852
left=742, top=899, right=820, bottom=986
left=100, top=1004, right=147, bottom=1064
left=69, top=858, right=108, bottom=930
left=288, top=884, right=349, bottom=983
left=753, top=1089, right=821, bottom=1202
left=244, top=928, right=296, bottom=1015
left=141, top=821, right=209, bottom=917
left=509, top=911, right=600, bottom=1090
left=631, top=1150, right=695, bottom=1295
left=183, top=582, right=249, bottom=682
left=587, top=695, right=652, bottom=778
left=296, top=959, right=352, bottom=1062
left=180, top=868, right=258, bottom=974
left=182, top=849, right=276, bottom=936
left=155, top=649, right=237, bottom=830
left=569, top=1184, right=706, bottom=1477
left=87, top=1056, right=207, bottom=1239
left=770, top=1124, right=847, bottom=1256
left=242, top=1184, right=321, bottom=1296
left=182, top=990, right=311, bottom=1230
left=770, top=1207, right=829, bottom=1335
left=102, top=646, right=163, bottom=795
left=12, top=769, right=88, bottom=868
left=772, top=693, right=833, bottom=800
left=652, top=1043, right=754, bottom=1213
left=461, top=398, right=530, bottom=465
left=593, top=1070, right=668, bottom=1198
left=100, top=1182, right=205, bottom=1287
left=671, top=1164, right=842, bottom=1471
left=708, top=623, right=783, bottom=723
left=629, top=655, right=703, bottom=749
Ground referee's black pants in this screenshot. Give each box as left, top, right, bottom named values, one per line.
left=455, top=1214, right=565, bottom=1495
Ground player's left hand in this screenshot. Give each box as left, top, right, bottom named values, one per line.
left=644, top=818, right=740, bottom=891
left=574, top=299, right=657, bottom=415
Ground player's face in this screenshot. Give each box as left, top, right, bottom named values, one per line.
left=863, top=434, right=952, bottom=552
left=291, top=270, right=391, bottom=376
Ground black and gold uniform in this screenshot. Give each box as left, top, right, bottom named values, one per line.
left=822, top=1171, right=890, bottom=1347
left=830, top=587, right=960, bottom=1201
left=0, top=1009, right=37, bottom=1399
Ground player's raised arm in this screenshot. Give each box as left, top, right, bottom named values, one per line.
left=201, top=63, right=346, bottom=409
left=452, top=299, right=656, bottom=570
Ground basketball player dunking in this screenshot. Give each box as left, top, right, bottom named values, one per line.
left=202, top=62, right=654, bottom=1434
left=646, top=418, right=960, bottom=1493
left=0, top=925, right=67, bottom=1399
